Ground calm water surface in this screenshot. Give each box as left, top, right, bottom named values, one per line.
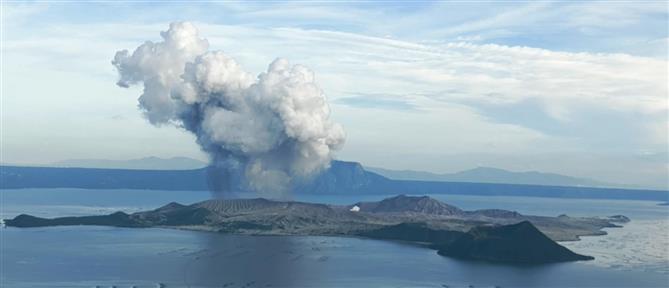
left=1, top=188, right=668, bottom=287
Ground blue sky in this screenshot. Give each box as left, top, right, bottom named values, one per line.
left=1, top=1, right=668, bottom=189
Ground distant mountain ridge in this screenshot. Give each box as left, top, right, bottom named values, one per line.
left=26, top=157, right=635, bottom=190
left=1, top=161, right=667, bottom=201
left=366, top=166, right=617, bottom=188
left=50, top=156, right=207, bottom=170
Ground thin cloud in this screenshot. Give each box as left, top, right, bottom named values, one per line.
left=334, top=93, right=419, bottom=111
left=2, top=3, right=667, bottom=189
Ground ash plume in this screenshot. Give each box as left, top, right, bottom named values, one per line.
left=112, top=22, right=345, bottom=197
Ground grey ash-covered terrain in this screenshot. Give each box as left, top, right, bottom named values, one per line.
left=5, top=195, right=627, bottom=264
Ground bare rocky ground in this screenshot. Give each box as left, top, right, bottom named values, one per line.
left=5, top=195, right=628, bottom=263
left=130, top=195, right=624, bottom=242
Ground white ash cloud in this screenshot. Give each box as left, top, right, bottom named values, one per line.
left=112, top=22, right=345, bottom=196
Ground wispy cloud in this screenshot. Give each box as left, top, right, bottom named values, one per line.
left=334, top=93, right=418, bottom=111
left=2, top=2, right=667, bottom=188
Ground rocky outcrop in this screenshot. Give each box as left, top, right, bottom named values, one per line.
left=352, top=195, right=462, bottom=216
left=6, top=212, right=141, bottom=228
left=436, top=221, right=594, bottom=263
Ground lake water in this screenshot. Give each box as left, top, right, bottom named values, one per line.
left=1, top=188, right=668, bottom=287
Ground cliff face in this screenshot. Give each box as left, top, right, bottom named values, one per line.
left=293, top=161, right=400, bottom=194
left=437, top=221, right=594, bottom=263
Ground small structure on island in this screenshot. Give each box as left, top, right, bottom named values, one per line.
left=350, top=205, right=360, bottom=212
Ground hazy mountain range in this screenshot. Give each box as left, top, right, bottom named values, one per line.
left=50, top=157, right=208, bottom=170
left=2, top=160, right=667, bottom=201
left=366, top=166, right=617, bottom=189
left=39, top=156, right=620, bottom=188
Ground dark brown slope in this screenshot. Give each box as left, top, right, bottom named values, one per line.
left=352, top=195, right=462, bottom=215
left=436, top=221, right=594, bottom=263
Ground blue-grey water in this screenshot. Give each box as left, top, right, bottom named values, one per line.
left=2, top=188, right=668, bottom=287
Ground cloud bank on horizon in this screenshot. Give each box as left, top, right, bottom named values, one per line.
left=112, top=22, right=345, bottom=195
left=1, top=2, right=667, bottom=189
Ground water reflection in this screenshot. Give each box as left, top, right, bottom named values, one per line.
left=3, top=226, right=669, bottom=287
left=185, top=235, right=306, bottom=287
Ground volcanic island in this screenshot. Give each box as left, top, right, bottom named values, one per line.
left=5, top=195, right=628, bottom=264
